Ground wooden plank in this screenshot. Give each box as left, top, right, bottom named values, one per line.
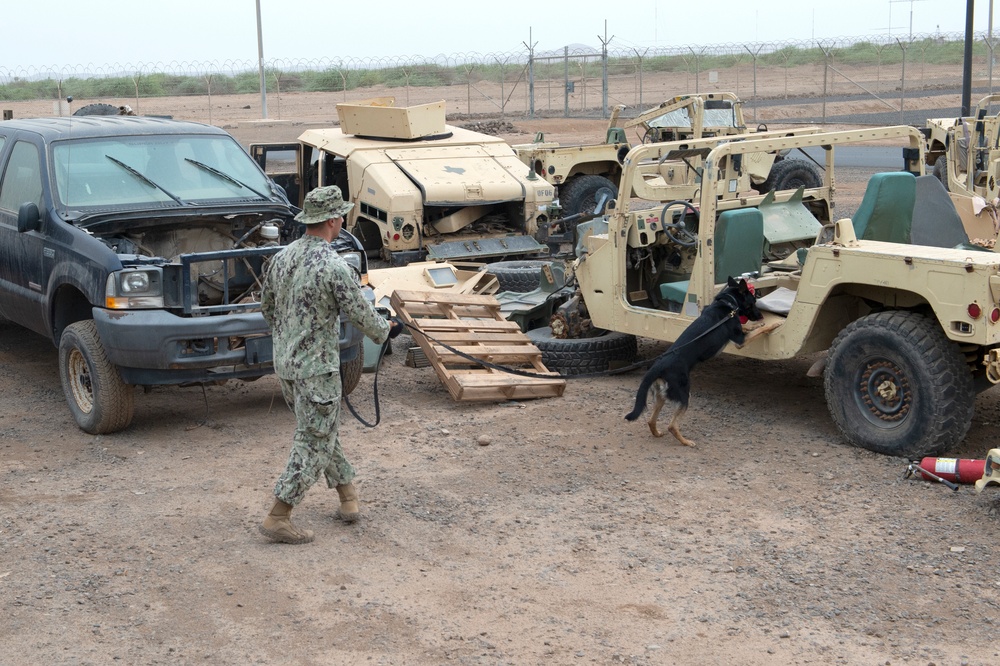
left=390, top=289, right=566, bottom=402
left=394, top=290, right=501, bottom=306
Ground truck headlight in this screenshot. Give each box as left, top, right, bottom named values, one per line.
left=106, top=268, right=165, bottom=309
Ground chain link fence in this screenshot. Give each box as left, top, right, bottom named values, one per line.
left=1, top=31, right=997, bottom=127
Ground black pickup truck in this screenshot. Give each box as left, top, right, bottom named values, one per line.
left=0, top=116, right=369, bottom=434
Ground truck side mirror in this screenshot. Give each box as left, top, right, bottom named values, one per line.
left=17, top=202, right=41, bottom=233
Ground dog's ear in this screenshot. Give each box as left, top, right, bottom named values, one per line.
left=727, top=276, right=738, bottom=288
left=736, top=278, right=749, bottom=293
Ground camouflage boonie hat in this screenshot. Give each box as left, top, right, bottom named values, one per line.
left=295, top=185, right=354, bottom=225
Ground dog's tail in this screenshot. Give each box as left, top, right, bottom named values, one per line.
left=624, top=372, right=657, bottom=422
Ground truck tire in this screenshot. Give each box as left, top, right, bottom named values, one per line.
left=58, top=320, right=135, bottom=435
left=824, top=311, right=974, bottom=458
left=72, top=103, right=122, bottom=116
left=341, top=345, right=364, bottom=396
left=933, top=156, right=949, bottom=190
left=758, top=157, right=822, bottom=193
left=526, top=327, right=637, bottom=376
left=489, top=260, right=554, bottom=293
left=559, top=174, right=619, bottom=218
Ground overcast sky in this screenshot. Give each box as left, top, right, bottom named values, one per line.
left=2, top=0, right=995, bottom=70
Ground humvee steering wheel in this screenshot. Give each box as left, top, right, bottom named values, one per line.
left=659, top=200, right=699, bottom=247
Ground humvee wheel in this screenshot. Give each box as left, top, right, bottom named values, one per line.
left=824, top=311, right=974, bottom=458
left=58, top=320, right=135, bottom=434
left=759, top=158, right=822, bottom=194
left=72, top=103, right=123, bottom=116
left=933, top=156, right=949, bottom=190
left=489, top=260, right=554, bottom=293
left=559, top=175, right=618, bottom=218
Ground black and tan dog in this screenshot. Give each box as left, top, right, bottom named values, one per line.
left=625, top=277, right=780, bottom=446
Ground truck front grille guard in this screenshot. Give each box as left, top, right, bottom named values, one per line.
left=180, top=246, right=283, bottom=315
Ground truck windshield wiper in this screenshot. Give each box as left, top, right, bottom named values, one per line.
left=184, top=158, right=270, bottom=200
left=105, top=155, right=184, bottom=204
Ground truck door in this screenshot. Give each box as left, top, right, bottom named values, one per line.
left=249, top=142, right=303, bottom=206
left=0, top=139, right=49, bottom=336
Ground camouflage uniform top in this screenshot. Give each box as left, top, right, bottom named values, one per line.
left=261, top=235, right=390, bottom=380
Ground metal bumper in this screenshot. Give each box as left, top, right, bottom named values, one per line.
left=92, top=307, right=363, bottom=385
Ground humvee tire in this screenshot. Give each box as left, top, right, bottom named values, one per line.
left=489, top=260, right=554, bottom=293
left=559, top=174, right=619, bottom=218
left=73, top=103, right=123, bottom=117
left=824, top=311, right=974, bottom=458
left=526, top=327, right=637, bottom=376
left=758, top=158, right=822, bottom=194
left=933, top=156, right=949, bottom=189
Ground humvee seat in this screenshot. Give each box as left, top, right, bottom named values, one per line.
left=910, top=174, right=991, bottom=252
left=851, top=171, right=916, bottom=243
left=659, top=208, right=765, bottom=304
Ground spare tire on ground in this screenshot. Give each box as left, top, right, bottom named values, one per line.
left=489, top=260, right=554, bottom=293
left=526, top=327, right=638, bottom=376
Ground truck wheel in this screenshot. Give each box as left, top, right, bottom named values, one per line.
left=559, top=174, right=619, bottom=218
left=758, top=158, right=822, bottom=193
left=933, top=156, right=949, bottom=190
left=824, top=311, right=974, bottom=458
left=341, top=345, right=365, bottom=396
left=58, top=320, right=135, bottom=434
left=526, top=327, right=637, bottom=376
left=489, top=260, right=554, bottom=293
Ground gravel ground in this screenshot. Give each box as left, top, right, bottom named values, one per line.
left=3, top=93, right=1000, bottom=666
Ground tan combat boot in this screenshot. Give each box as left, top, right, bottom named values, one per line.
left=259, top=499, right=314, bottom=544
left=336, top=483, right=361, bottom=523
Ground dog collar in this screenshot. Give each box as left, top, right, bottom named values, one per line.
left=717, top=293, right=740, bottom=313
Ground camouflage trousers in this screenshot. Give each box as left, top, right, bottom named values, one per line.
left=273, top=371, right=355, bottom=506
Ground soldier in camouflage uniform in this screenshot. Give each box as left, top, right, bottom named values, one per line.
left=259, top=185, right=402, bottom=544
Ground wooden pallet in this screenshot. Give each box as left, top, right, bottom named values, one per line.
left=389, top=290, right=566, bottom=402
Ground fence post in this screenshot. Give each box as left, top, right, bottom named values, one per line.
left=819, top=42, right=833, bottom=125
left=526, top=43, right=536, bottom=118
left=632, top=48, right=647, bottom=109
left=564, top=46, right=569, bottom=118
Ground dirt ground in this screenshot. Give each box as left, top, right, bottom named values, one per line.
left=4, top=90, right=1000, bottom=666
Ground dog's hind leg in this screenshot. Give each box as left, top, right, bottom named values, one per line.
left=646, top=380, right=667, bottom=437
left=667, top=406, right=696, bottom=447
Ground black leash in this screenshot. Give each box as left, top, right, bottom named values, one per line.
left=340, top=304, right=739, bottom=426
left=341, top=339, right=390, bottom=428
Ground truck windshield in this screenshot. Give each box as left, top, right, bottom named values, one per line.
left=52, top=134, right=274, bottom=209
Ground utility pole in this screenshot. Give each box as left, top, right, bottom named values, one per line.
left=963, top=0, right=975, bottom=115
left=256, top=0, right=268, bottom=119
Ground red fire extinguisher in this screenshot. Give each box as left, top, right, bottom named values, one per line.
left=917, top=457, right=986, bottom=485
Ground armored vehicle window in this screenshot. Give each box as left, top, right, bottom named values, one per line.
left=0, top=141, right=43, bottom=212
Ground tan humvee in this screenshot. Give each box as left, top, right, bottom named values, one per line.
left=512, top=93, right=824, bottom=231
left=559, top=125, right=1000, bottom=458
left=252, top=98, right=555, bottom=266
left=923, top=94, right=1000, bottom=244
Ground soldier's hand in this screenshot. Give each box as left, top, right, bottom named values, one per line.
left=388, top=317, right=405, bottom=339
